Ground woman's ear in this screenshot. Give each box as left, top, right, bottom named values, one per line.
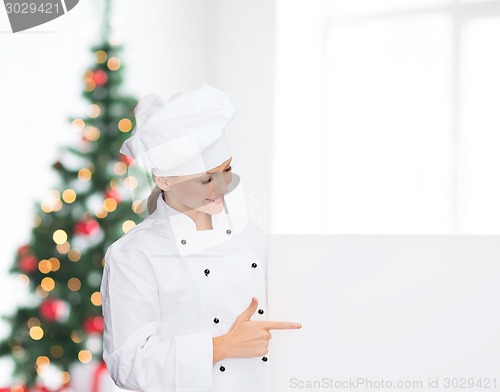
left=154, top=175, right=170, bottom=191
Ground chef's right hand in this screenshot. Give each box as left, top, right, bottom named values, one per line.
left=212, top=296, right=302, bottom=362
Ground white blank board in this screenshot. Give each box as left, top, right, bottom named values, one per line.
left=267, top=235, right=500, bottom=392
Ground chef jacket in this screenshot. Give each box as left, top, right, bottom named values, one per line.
left=100, top=191, right=271, bottom=392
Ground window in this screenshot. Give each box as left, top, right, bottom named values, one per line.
left=273, top=0, right=500, bottom=234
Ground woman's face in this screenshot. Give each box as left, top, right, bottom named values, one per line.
left=156, top=157, right=233, bottom=214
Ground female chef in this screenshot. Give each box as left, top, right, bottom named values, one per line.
left=99, top=83, right=302, bottom=392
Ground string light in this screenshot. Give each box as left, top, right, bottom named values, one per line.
left=41, top=277, right=55, bottom=292
left=17, top=274, right=29, bottom=287
left=29, top=326, right=44, bottom=340
left=53, top=229, right=67, bottom=245
left=41, top=190, right=61, bottom=213
left=118, top=118, right=132, bottom=133
left=90, top=292, right=101, bottom=306
left=103, top=198, right=117, bottom=212
left=68, top=249, right=81, bottom=262
left=123, top=176, right=138, bottom=189
left=95, top=50, right=107, bottom=63
left=38, top=259, right=51, bottom=274
left=78, top=168, right=92, bottom=182
left=60, top=371, right=70, bottom=383
left=95, top=208, right=108, bottom=219
left=110, top=178, right=121, bottom=188
left=132, top=200, right=145, bottom=214
left=71, top=330, right=84, bottom=343
left=82, top=126, right=101, bottom=141
left=68, top=278, right=81, bottom=291
left=85, top=80, right=96, bottom=92
left=78, top=350, right=92, bottom=363
left=27, top=317, right=41, bottom=328
left=113, top=162, right=127, bottom=175
left=83, top=70, right=96, bottom=92
left=122, top=220, right=136, bottom=233
left=49, top=257, right=60, bottom=271
left=62, top=189, right=77, bottom=203
left=107, top=57, right=121, bottom=71
left=56, top=241, right=71, bottom=254
left=71, top=119, right=85, bottom=132
left=36, top=356, right=50, bottom=369
left=88, top=104, right=101, bottom=118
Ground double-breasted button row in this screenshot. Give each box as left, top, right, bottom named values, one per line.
left=205, top=254, right=265, bottom=372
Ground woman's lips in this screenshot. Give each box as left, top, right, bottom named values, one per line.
left=206, top=196, right=224, bottom=204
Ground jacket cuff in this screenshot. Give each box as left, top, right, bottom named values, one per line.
left=174, top=332, right=214, bottom=392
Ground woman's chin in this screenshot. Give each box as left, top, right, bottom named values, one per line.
left=197, top=200, right=224, bottom=214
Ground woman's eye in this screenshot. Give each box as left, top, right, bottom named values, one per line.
left=200, top=166, right=232, bottom=184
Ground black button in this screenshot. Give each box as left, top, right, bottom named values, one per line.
left=262, top=356, right=268, bottom=362
left=226, top=229, right=232, bottom=235
left=251, top=262, right=257, bottom=268
left=181, top=239, right=187, bottom=245
left=219, top=365, right=225, bottom=372
left=204, top=269, right=210, bottom=276
left=213, top=317, right=219, bottom=324
left=258, top=309, right=264, bottom=315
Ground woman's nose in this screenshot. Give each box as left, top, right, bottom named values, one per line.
left=209, top=173, right=229, bottom=195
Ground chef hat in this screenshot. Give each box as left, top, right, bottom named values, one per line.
left=119, top=82, right=234, bottom=177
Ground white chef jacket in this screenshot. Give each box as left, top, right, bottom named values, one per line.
left=100, top=191, right=271, bottom=392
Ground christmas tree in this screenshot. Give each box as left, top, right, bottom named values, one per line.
left=0, top=1, right=146, bottom=388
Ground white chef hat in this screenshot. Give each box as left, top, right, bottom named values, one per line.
left=119, top=82, right=234, bottom=177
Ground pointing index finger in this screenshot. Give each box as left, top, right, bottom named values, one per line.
left=262, top=321, right=302, bottom=330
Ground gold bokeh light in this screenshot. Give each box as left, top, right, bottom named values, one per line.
left=91, top=292, right=102, bottom=306
left=95, top=50, right=107, bottom=63
left=68, top=278, right=81, bottom=291
left=118, top=118, right=132, bottom=133
left=107, top=57, right=121, bottom=71
left=30, top=326, right=44, bottom=340
left=68, top=249, right=81, bottom=262
left=78, top=350, right=92, bottom=363
left=53, top=229, right=67, bottom=245
left=122, top=220, right=136, bottom=233
left=71, top=119, right=85, bottom=132
left=113, top=162, right=127, bottom=176
left=103, top=198, right=117, bottom=212
left=38, top=259, right=51, bottom=274
left=78, top=168, right=92, bottom=182
left=41, top=277, right=55, bottom=292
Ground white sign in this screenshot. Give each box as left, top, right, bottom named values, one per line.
left=268, top=235, right=500, bottom=392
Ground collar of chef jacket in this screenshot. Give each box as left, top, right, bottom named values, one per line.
left=152, top=191, right=248, bottom=257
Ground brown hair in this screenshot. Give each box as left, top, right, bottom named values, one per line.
left=147, top=181, right=163, bottom=215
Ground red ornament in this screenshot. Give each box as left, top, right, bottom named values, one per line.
left=93, top=69, right=108, bottom=86
left=17, top=244, right=30, bottom=256
left=119, top=153, right=134, bottom=166
left=83, top=316, right=105, bottom=334
left=19, top=255, right=38, bottom=273
left=104, top=188, right=121, bottom=203
left=40, top=298, right=67, bottom=322
left=74, top=219, right=100, bottom=236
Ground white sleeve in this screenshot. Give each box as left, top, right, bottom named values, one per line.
left=100, top=245, right=214, bottom=392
